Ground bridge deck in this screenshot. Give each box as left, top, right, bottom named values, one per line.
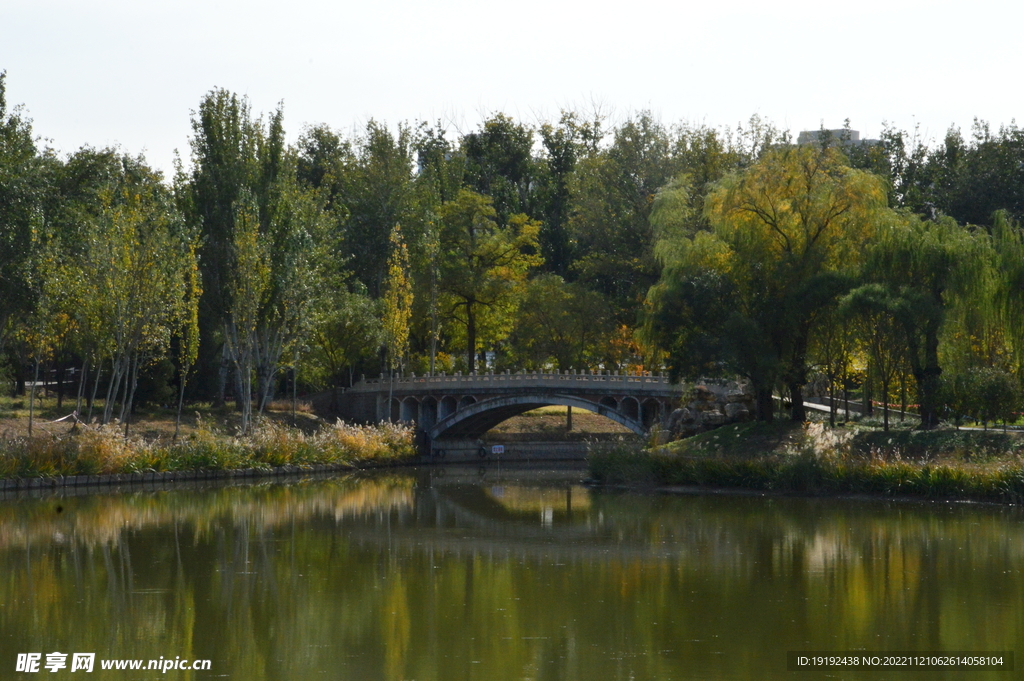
left=350, top=371, right=678, bottom=396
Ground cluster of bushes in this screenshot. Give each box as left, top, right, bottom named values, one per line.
left=941, top=367, right=1021, bottom=428
left=0, top=420, right=416, bottom=479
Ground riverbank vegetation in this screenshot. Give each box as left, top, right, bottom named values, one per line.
left=0, top=416, right=415, bottom=479
left=590, top=421, right=1024, bottom=503
left=4, top=70, right=1024, bottom=438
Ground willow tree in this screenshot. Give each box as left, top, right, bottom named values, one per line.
left=858, top=215, right=995, bottom=428
left=840, top=284, right=910, bottom=431
left=994, top=212, right=1024, bottom=372
left=649, top=145, right=889, bottom=420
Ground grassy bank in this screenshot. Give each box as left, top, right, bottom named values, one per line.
left=0, top=420, right=417, bottom=479
left=589, top=421, right=1024, bottom=504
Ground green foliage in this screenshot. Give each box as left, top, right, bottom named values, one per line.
left=507, top=274, right=614, bottom=371
left=569, top=113, right=675, bottom=320
left=648, top=145, right=889, bottom=420
left=133, top=358, right=176, bottom=408
left=0, top=71, right=49, bottom=354
left=7, top=73, right=1024, bottom=439
left=223, top=195, right=269, bottom=433
left=462, top=114, right=537, bottom=225
left=857, top=214, right=995, bottom=428
left=535, top=111, right=602, bottom=276
left=437, top=190, right=542, bottom=371
left=337, top=121, right=416, bottom=297
left=839, top=284, right=911, bottom=430
left=184, top=88, right=288, bottom=400
left=308, top=285, right=382, bottom=390
left=942, top=367, right=1020, bottom=428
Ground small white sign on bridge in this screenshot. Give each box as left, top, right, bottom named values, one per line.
left=491, top=445, right=505, bottom=455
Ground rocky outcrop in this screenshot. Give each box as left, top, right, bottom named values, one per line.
left=666, top=381, right=755, bottom=439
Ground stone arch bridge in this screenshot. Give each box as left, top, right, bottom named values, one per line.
left=339, top=370, right=680, bottom=455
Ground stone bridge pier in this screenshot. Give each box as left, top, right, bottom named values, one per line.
left=338, top=370, right=680, bottom=458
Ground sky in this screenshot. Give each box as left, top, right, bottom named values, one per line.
left=3, top=0, right=1022, bottom=178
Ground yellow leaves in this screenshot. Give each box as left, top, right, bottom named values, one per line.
left=382, top=225, right=413, bottom=371
left=230, top=201, right=271, bottom=337
left=708, top=146, right=888, bottom=274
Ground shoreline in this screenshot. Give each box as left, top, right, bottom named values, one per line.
left=0, top=458, right=415, bottom=495
left=6, top=452, right=1024, bottom=509
left=587, top=421, right=1024, bottom=506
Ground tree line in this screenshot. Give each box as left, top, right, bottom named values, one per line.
left=3, top=71, right=1024, bottom=431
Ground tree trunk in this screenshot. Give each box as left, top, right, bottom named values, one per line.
left=28, top=359, right=39, bottom=437
left=828, top=374, right=836, bottom=427
left=174, top=369, right=187, bottom=442
left=788, top=380, right=806, bottom=422
left=291, top=355, right=298, bottom=427
left=916, top=317, right=943, bottom=429
left=882, top=376, right=890, bottom=432
left=123, top=352, right=141, bottom=438
left=75, top=360, right=89, bottom=414
left=88, top=359, right=103, bottom=422
left=900, top=375, right=907, bottom=422
left=566, top=405, right=572, bottom=432
left=466, top=302, right=476, bottom=373
left=755, top=387, right=774, bottom=422
left=103, top=358, right=124, bottom=424
left=216, top=344, right=229, bottom=408
left=56, top=362, right=64, bottom=410
left=862, top=373, right=872, bottom=417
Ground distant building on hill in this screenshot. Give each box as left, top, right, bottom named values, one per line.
left=797, top=129, right=879, bottom=147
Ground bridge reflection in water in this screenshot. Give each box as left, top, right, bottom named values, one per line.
left=2, top=469, right=1024, bottom=680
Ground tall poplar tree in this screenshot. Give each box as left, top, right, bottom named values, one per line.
left=382, top=225, right=413, bottom=417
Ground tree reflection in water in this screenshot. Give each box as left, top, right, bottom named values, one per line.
left=0, top=469, right=1022, bottom=680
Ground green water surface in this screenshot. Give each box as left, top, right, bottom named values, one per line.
left=0, top=465, right=1021, bottom=680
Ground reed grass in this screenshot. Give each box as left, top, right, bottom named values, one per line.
left=0, top=419, right=416, bottom=479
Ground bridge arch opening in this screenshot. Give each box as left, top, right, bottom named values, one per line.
left=440, top=396, right=457, bottom=419
left=599, top=396, right=618, bottom=409
left=420, top=396, right=438, bottom=430
left=458, top=395, right=477, bottom=410
left=620, top=396, right=639, bottom=421
left=429, top=393, right=648, bottom=441
left=642, top=398, right=662, bottom=428
left=401, top=397, right=419, bottom=422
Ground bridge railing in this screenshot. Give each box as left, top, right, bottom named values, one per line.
left=352, top=370, right=672, bottom=391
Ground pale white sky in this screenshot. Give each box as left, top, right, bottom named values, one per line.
left=3, top=0, right=1021, bottom=178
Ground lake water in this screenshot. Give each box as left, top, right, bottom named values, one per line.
left=0, top=464, right=1021, bottom=680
